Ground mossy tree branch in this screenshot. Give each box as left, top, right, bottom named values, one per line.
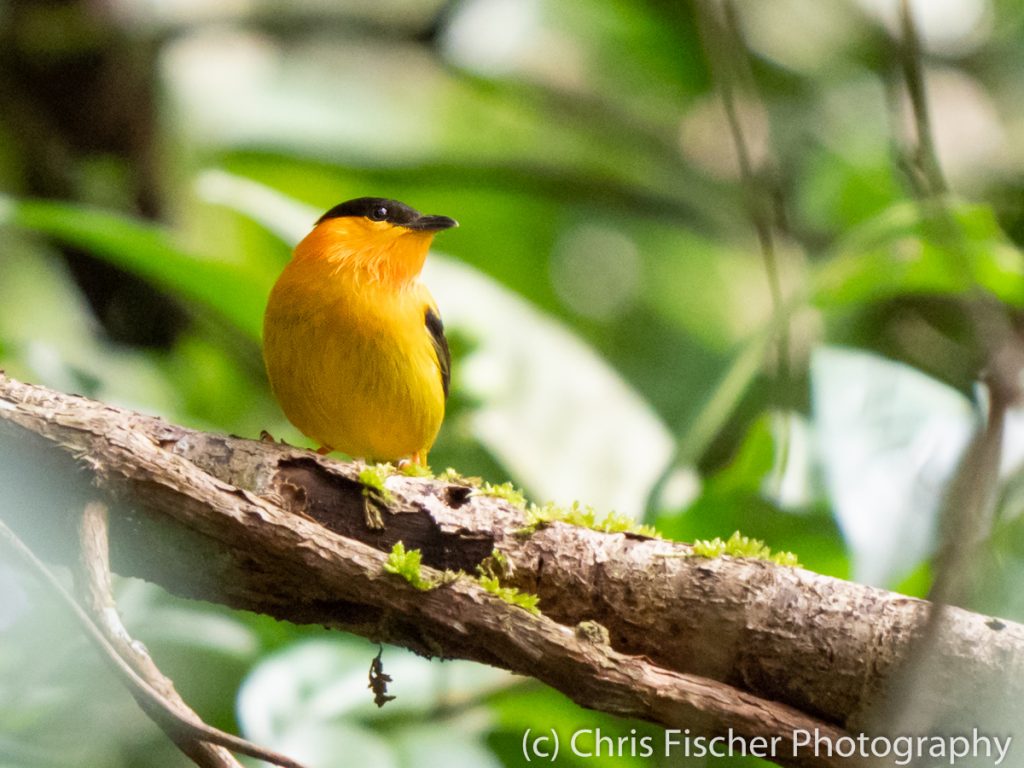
left=1, top=374, right=1022, bottom=768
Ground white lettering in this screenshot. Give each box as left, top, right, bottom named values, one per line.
left=994, top=736, right=1012, bottom=766
left=570, top=729, right=593, bottom=757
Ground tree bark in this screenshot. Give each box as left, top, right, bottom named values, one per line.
left=1, top=373, right=1021, bottom=768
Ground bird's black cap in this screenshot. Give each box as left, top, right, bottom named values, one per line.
left=317, top=197, right=458, bottom=231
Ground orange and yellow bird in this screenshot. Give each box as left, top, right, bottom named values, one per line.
left=263, top=197, right=456, bottom=465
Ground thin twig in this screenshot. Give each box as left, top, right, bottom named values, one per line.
left=694, top=0, right=792, bottom=486
left=874, top=379, right=1010, bottom=731
left=76, top=501, right=243, bottom=768
left=892, top=0, right=1020, bottom=603
left=872, top=0, right=1024, bottom=734
left=897, top=0, right=948, bottom=197
left=0, top=513, right=308, bottom=768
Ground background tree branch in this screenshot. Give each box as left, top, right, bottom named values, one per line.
left=2, top=373, right=1022, bottom=768
left=0, top=505, right=306, bottom=768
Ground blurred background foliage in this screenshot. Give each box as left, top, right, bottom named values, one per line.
left=2, top=0, right=1024, bottom=765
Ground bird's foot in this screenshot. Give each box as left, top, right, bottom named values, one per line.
left=396, top=452, right=432, bottom=476
left=259, top=430, right=298, bottom=448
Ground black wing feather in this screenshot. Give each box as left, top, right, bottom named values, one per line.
left=424, top=306, right=451, bottom=398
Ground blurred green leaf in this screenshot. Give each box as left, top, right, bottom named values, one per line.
left=644, top=228, right=770, bottom=351
left=2, top=197, right=272, bottom=339
left=813, top=200, right=1024, bottom=308
left=488, top=683, right=663, bottom=768
left=115, top=580, right=259, bottom=660
left=392, top=724, right=503, bottom=768
left=0, top=239, right=182, bottom=410
left=656, top=414, right=850, bottom=578
left=238, top=639, right=507, bottom=768
left=0, top=580, right=185, bottom=768
left=892, top=560, right=933, bottom=599
left=160, top=328, right=280, bottom=436
left=798, top=149, right=903, bottom=231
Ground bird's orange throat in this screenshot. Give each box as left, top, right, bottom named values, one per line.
left=293, top=218, right=435, bottom=287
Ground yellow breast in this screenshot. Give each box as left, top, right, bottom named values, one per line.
left=262, top=226, right=446, bottom=462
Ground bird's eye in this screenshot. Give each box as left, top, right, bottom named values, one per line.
left=369, top=206, right=389, bottom=222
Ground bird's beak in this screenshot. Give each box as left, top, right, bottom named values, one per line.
left=406, top=214, right=459, bottom=232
